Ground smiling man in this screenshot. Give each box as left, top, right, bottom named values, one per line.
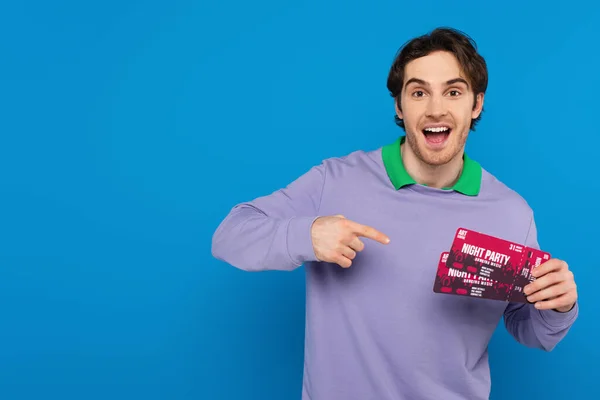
left=212, top=27, right=578, bottom=400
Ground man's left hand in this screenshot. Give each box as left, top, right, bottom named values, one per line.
left=524, top=258, right=578, bottom=312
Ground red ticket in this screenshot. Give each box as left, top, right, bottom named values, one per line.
left=446, top=228, right=551, bottom=286
left=433, top=228, right=552, bottom=303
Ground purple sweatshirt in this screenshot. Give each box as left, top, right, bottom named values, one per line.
left=212, top=138, right=578, bottom=400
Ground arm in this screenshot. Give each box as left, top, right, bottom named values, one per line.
left=211, top=163, right=326, bottom=272
left=503, top=214, right=578, bottom=351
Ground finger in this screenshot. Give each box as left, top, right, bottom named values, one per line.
left=348, top=237, right=365, bottom=252
left=533, top=292, right=577, bottom=310
left=526, top=281, right=572, bottom=303
left=339, top=246, right=357, bottom=260
left=524, top=271, right=564, bottom=295
left=334, top=254, right=352, bottom=268
left=531, top=259, right=566, bottom=278
left=348, top=221, right=390, bottom=244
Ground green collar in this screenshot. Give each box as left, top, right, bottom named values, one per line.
left=381, top=136, right=482, bottom=196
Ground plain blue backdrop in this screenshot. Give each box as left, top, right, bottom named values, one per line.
left=0, top=0, right=598, bottom=399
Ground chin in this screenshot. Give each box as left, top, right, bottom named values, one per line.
left=420, top=151, right=455, bottom=166
left=407, top=128, right=463, bottom=166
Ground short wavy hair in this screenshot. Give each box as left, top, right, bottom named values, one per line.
left=387, top=27, right=488, bottom=131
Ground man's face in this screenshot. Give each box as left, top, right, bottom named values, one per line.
left=396, top=51, right=484, bottom=166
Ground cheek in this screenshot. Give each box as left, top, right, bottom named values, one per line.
left=401, top=102, right=424, bottom=123
left=450, top=104, right=473, bottom=125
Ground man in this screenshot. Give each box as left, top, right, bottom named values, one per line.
left=212, top=27, right=578, bottom=400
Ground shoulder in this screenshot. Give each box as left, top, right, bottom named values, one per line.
left=317, top=146, right=387, bottom=180
left=320, top=147, right=383, bottom=169
left=480, top=167, right=535, bottom=220
left=303, top=147, right=393, bottom=202
left=285, top=146, right=387, bottom=191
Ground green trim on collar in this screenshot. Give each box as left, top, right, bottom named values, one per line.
left=381, top=136, right=482, bottom=196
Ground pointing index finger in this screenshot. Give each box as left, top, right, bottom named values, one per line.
left=350, top=221, right=390, bottom=244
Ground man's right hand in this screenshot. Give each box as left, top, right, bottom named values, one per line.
left=310, top=215, right=390, bottom=268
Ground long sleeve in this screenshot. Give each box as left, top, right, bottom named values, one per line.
left=503, top=213, right=578, bottom=351
left=211, top=162, right=327, bottom=272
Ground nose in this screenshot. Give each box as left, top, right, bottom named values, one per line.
left=426, top=95, right=447, bottom=118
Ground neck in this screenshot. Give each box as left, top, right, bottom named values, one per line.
left=400, top=142, right=464, bottom=189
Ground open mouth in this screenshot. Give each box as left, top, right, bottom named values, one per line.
left=422, top=126, right=451, bottom=145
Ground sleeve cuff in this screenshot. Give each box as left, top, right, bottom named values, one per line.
left=537, top=301, right=579, bottom=328
left=286, top=216, right=320, bottom=266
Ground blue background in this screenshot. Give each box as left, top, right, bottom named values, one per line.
left=0, top=1, right=597, bottom=399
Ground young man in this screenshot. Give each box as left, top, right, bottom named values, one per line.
left=212, top=27, right=578, bottom=400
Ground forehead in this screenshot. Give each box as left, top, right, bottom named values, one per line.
left=404, top=51, right=467, bottom=85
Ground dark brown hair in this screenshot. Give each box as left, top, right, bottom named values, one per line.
left=387, top=27, right=488, bottom=130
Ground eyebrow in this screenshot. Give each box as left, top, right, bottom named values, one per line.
left=405, top=77, right=470, bottom=88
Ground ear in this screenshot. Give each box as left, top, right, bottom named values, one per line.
left=472, top=92, right=484, bottom=119
left=395, top=97, right=403, bottom=120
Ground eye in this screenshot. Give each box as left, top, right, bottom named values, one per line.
left=447, top=90, right=461, bottom=96
left=412, top=90, right=425, bottom=97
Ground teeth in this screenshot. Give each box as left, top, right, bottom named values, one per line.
left=424, top=127, right=450, bottom=133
